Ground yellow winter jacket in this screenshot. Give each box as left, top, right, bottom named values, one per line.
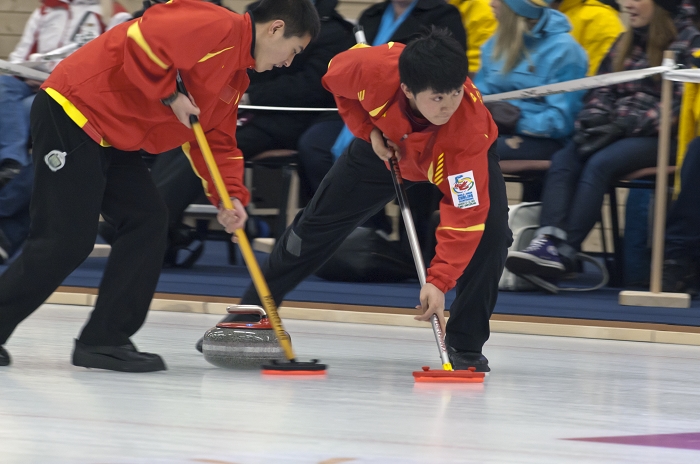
left=675, top=82, right=700, bottom=195
left=449, top=0, right=497, bottom=73
left=558, top=0, right=625, bottom=76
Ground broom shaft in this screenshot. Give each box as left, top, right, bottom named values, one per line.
left=389, top=158, right=452, bottom=370
left=190, top=119, right=296, bottom=362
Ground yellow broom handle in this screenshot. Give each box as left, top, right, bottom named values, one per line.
left=191, top=120, right=296, bottom=362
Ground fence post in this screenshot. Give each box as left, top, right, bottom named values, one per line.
left=619, top=50, right=690, bottom=308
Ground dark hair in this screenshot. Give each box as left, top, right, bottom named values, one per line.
left=399, top=28, right=468, bottom=95
left=251, top=0, right=321, bottom=40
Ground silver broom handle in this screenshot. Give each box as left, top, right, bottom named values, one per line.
left=388, top=158, right=453, bottom=370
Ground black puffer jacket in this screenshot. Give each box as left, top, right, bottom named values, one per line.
left=242, top=0, right=355, bottom=149
left=359, top=0, right=467, bottom=53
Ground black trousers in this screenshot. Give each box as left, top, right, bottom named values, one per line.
left=0, top=90, right=168, bottom=346
left=241, top=138, right=512, bottom=353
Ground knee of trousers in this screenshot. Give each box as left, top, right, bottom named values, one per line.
left=580, top=157, right=613, bottom=185
left=0, top=75, right=28, bottom=102
left=32, top=228, right=100, bottom=273
left=126, top=198, right=169, bottom=240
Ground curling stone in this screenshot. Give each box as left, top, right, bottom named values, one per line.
left=202, top=305, right=288, bottom=369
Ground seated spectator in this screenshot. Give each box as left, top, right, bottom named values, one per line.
left=553, top=0, right=625, bottom=76
left=473, top=0, right=587, bottom=201
left=505, top=0, right=700, bottom=283
left=0, top=0, right=129, bottom=263
left=663, top=137, right=700, bottom=295
left=101, top=0, right=355, bottom=267
left=449, top=0, right=497, bottom=75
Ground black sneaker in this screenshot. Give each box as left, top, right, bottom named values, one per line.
left=0, top=346, right=10, bottom=366
left=447, top=346, right=490, bottom=372
left=72, top=339, right=166, bottom=372
left=0, top=159, right=22, bottom=190
left=662, top=258, right=699, bottom=297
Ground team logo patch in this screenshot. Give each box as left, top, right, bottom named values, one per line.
left=448, top=171, right=479, bottom=209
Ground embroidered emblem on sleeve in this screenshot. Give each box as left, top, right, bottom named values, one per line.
left=448, top=171, right=479, bottom=209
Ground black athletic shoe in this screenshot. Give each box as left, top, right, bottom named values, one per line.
left=447, top=346, right=490, bottom=372
left=0, top=346, right=10, bottom=366
left=663, top=258, right=699, bottom=297
left=72, top=339, right=166, bottom=372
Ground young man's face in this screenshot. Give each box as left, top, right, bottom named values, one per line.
left=401, top=84, right=464, bottom=126
left=254, top=20, right=311, bottom=72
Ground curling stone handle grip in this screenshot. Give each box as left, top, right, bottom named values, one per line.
left=226, top=305, right=267, bottom=317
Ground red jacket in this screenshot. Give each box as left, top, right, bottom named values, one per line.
left=323, top=43, right=498, bottom=293
left=42, top=0, right=254, bottom=206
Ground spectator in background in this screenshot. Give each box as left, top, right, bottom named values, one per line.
left=505, top=0, right=700, bottom=284
left=473, top=0, right=587, bottom=201
left=0, top=0, right=130, bottom=264
left=552, top=0, right=625, bottom=76
left=449, top=0, right=497, bottom=75
left=98, top=0, right=355, bottom=267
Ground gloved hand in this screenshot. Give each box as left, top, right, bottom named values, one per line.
left=572, top=112, right=612, bottom=147
left=578, top=112, right=611, bottom=129
left=575, top=122, right=625, bottom=160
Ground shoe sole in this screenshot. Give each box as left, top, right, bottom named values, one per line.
left=72, top=351, right=166, bottom=373
left=453, top=365, right=490, bottom=373
left=506, top=251, right=565, bottom=279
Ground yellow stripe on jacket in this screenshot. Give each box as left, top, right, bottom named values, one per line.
left=127, top=21, right=169, bottom=70
left=44, top=88, right=111, bottom=147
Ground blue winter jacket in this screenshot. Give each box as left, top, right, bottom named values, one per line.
left=473, top=9, right=588, bottom=139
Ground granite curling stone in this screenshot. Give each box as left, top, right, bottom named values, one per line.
left=202, top=305, right=288, bottom=369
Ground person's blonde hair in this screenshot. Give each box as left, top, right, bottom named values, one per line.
left=613, top=4, right=677, bottom=74
left=492, top=3, right=538, bottom=74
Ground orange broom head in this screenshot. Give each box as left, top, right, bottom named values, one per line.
left=412, top=366, right=485, bottom=383
left=262, top=359, right=327, bottom=377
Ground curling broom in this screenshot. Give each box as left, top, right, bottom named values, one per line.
left=387, top=157, right=484, bottom=383
left=177, top=73, right=326, bottom=376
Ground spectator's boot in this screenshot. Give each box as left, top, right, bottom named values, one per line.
left=72, top=339, right=166, bottom=372
left=505, top=235, right=566, bottom=279
left=447, top=346, right=490, bottom=372
left=663, top=257, right=699, bottom=298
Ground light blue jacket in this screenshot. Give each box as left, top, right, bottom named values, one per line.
left=473, top=9, right=588, bottom=139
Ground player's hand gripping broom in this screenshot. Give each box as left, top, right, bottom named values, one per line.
left=388, top=157, right=484, bottom=383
